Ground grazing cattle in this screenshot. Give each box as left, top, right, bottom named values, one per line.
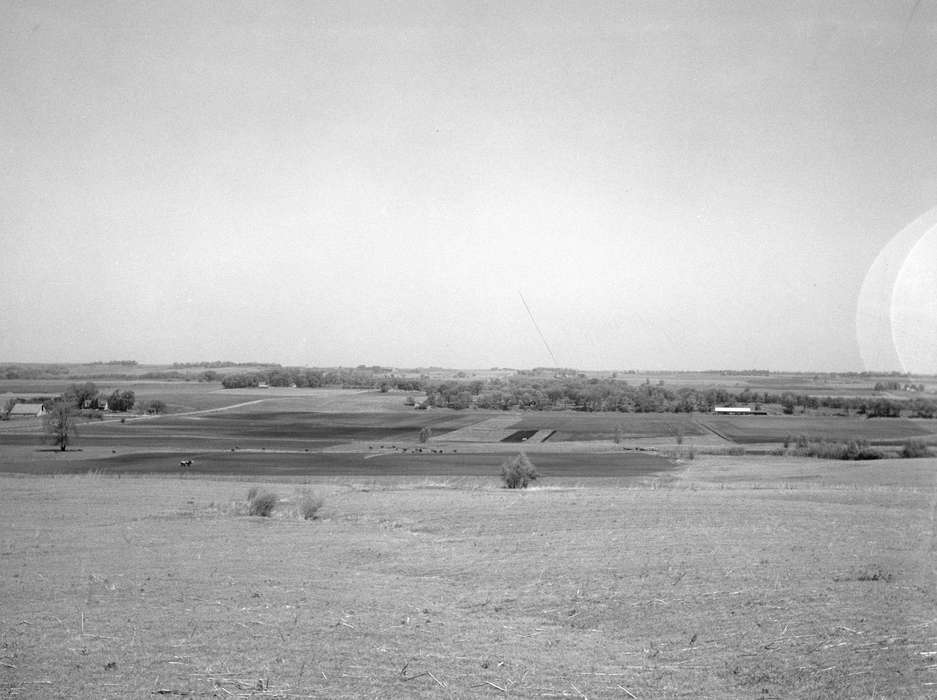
left=179, top=459, right=193, bottom=471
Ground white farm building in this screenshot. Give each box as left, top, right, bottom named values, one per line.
left=8, top=403, right=46, bottom=418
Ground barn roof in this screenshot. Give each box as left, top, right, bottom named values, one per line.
left=8, top=403, right=45, bottom=415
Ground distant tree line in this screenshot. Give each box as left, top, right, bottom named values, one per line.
left=873, top=381, right=925, bottom=392
left=414, top=377, right=936, bottom=417
left=220, top=367, right=410, bottom=389
left=171, top=361, right=283, bottom=369
left=0, top=364, right=71, bottom=379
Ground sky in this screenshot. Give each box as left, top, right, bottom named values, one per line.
left=2, top=1, right=936, bottom=372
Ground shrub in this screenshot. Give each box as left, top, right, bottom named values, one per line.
left=793, top=437, right=883, bottom=460
left=246, top=485, right=261, bottom=502
left=247, top=489, right=278, bottom=516
left=501, top=452, right=539, bottom=489
left=673, top=426, right=684, bottom=445
left=297, top=490, right=324, bottom=520
left=900, top=440, right=932, bottom=458
left=144, top=400, right=167, bottom=415
left=418, top=426, right=432, bottom=443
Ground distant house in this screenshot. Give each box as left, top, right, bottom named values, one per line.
left=9, top=403, right=46, bottom=418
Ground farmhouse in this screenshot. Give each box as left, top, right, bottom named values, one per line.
left=8, top=403, right=46, bottom=418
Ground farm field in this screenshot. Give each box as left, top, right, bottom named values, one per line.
left=1, top=455, right=935, bottom=698
left=79, top=408, right=485, bottom=445
left=704, top=415, right=937, bottom=445
left=511, top=412, right=706, bottom=442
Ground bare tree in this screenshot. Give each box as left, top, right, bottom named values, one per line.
left=43, top=401, right=78, bottom=451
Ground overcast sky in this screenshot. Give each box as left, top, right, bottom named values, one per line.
left=2, top=1, right=936, bottom=372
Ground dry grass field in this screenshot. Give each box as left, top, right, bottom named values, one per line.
left=1, top=454, right=936, bottom=699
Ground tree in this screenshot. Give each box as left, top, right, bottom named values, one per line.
left=418, top=426, right=432, bottom=443
left=43, top=401, right=78, bottom=451
left=144, top=400, right=167, bottom=415
left=64, top=382, right=98, bottom=408
left=501, top=452, right=539, bottom=488
left=2, top=397, right=17, bottom=420
left=107, top=389, right=135, bottom=412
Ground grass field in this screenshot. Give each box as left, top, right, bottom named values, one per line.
left=1, top=455, right=935, bottom=698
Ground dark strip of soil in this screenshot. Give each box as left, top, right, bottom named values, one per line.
left=501, top=430, right=540, bottom=443
left=0, top=450, right=676, bottom=479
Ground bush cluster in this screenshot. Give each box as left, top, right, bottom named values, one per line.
left=501, top=452, right=539, bottom=488
left=899, top=440, right=932, bottom=458
left=297, top=490, right=324, bottom=520
left=791, top=436, right=882, bottom=460
left=247, top=488, right=278, bottom=516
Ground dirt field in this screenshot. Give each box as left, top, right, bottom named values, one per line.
left=1, top=455, right=935, bottom=698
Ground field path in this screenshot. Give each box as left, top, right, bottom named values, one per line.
left=692, top=417, right=733, bottom=443
left=91, top=398, right=270, bottom=425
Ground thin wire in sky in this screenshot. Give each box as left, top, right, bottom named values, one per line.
left=903, top=0, right=925, bottom=44
left=519, top=292, right=558, bottom=367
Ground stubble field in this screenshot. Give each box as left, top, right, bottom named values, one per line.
left=1, top=456, right=935, bottom=699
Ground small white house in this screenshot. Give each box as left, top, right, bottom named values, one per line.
left=8, top=403, right=46, bottom=418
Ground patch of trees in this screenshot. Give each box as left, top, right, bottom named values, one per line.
left=221, top=373, right=262, bottom=389
left=64, top=382, right=103, bottom=409
left=1, top=397, right=17, bottom=419
left=138, top=371, right=188, bottom=380
left=788, top=435, right=883, bottom=460
left=219, top=367, right=430, bottom=391
left=107, top=390, right=135, bottom=412
left=416, top=376, right=933, bottom=417
left=143, top=400, right=167, bottom=414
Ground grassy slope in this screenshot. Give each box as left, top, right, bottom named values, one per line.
left=1, top=457, right=935, bottom=698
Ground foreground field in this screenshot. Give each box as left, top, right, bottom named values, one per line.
left=1, top=456, right=935, bottom=698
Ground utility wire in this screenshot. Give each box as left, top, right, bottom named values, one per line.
left=519, top=291, right=558, bottom=367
